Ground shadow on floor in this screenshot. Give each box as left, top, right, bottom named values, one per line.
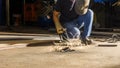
left=27, top=40, right=55, bottom=47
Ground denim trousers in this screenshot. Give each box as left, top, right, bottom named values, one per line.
left=63, top=9, right=94, bottom=39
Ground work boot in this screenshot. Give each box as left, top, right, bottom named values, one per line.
left=81, top=37, right=93, bottom=45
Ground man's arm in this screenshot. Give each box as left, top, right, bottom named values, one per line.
left=53, top=10, right=65, bottom=34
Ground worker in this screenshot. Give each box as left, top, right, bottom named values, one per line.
left=53, top=0, right=94, bottom=45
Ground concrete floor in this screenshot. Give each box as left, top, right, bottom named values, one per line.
left=0, top=38, right=120, bottom=68
left=0, top=30, right=120, bottom=68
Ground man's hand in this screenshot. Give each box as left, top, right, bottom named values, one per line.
left=55, top=24, right=66, bottom=34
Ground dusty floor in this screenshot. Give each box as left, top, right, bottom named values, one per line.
left=0, top=38, right=120, bottom=68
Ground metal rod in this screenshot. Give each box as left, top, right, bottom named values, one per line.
left=59, top=34, right=63, bottom=42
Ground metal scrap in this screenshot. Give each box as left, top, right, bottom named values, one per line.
left=106, top=34, right=120, bottom=43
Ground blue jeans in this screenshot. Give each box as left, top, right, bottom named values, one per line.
left=63, top=9, right=94, bottom=39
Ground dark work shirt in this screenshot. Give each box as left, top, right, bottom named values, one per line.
left=54, top=0, right=78, bottom=23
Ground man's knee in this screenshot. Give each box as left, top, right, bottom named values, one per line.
left=66, top=27, right=80, bottom=38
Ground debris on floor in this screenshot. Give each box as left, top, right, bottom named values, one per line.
left=50, top=46, right=75, bottom=52
left=53, top=39, right=82, bottom=46
left=105, top=34, right=120, bottom=43
left=51, top=39, right=82, bottom=52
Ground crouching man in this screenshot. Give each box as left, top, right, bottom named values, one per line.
left=53, top=0, right=94, bottom=45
